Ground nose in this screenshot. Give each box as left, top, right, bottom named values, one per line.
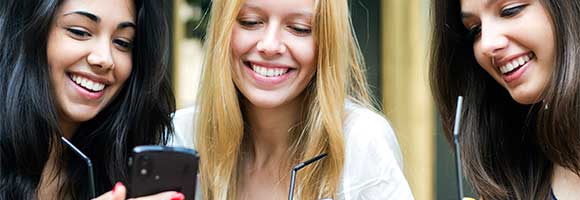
left=256, top=24, right=287, bottom=57
left=478, top=22, right=508, bottom=58
left=87, top=38, right=114, bottom=70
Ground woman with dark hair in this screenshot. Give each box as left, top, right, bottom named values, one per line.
left=430, top=0, right=580, bottom=199
left=0, top=0, right=179, bottom=199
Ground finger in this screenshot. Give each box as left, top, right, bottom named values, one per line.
left=129, top=191, right=184, bottom=200
left=111, top=182, right=127, bottom=200
left=91, top=191, right=112, bottom=200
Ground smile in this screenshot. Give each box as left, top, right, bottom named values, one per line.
left=69, top=74, right=107, bottom=92
left=251, top=64, right=290, bottom=77
left=499, top=53, right=535, bottom=75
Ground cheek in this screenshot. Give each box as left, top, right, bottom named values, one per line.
left=114, top=54, right=133, bottom=83
left=473, top=43, right=489, bottom=70
left=231, top=27, right=257, bottom=58
left=47, top=30, right=80, bottom=72
left=113, top=52, right=133, bottom=87
left=290, top=38, right=316, bottom=68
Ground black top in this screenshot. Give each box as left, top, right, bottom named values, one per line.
left=550, top=188, right=558, bottom=200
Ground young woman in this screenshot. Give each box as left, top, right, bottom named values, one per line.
left=430, top=0, right=580, bottom=199
left=170, top=0, right=414, bottom=199
left=0, top=0, right=179, bottom=199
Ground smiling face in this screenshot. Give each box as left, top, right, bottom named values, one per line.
left=47, top=0, right=135, bottom=133
left=460, top=0, right=556, bottom=104
left=230, top=0, right=316, bottom=109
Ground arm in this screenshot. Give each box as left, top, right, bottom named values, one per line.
left=93, top=182, right=184, bottom=200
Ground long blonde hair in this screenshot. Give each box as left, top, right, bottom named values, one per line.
left=195, top=0, right=372, bottom=199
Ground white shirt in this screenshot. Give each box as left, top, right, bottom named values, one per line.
left=169, top=102, right=414, bottom=200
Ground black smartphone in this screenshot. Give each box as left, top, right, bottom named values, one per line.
left=128, top=145, right=199, bottom=200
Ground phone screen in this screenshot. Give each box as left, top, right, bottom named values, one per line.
left=128, top=145, right=199, bottom=200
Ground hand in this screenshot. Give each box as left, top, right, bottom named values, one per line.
left=92, top=182, right=185, bottom=200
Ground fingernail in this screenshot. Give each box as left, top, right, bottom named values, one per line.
left=170, top=192, right=185, bottom=200
left=112, top=182, right=122, bottom=194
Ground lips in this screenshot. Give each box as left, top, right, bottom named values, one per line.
left=68, top=73, right=108, bottom=93
left=497, top=53, right=535, bottom=83
left=498, top=53, right=534, bottom=75
left=250, top=64, right=290, bottom=77
left=242, top=61, right=295, bottom=86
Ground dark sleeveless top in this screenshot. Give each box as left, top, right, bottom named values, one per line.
left=550, top=188, right=557, bottom=200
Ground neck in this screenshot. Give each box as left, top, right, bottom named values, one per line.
left=244, top=96, right=303, bottom=168
left=58, top=118, right=79, bottom=139
left=38, top=144, right=66, bottom=199
left=552, top=164, right=580, bottom=200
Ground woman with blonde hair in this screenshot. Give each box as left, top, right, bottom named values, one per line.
left=171, top=0, right=413, bottom=199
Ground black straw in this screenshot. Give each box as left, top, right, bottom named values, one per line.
left=453, top=96, right=464, bottom=200
left=60, top=137, right=96, bottom=198
left=288, top=153, right=328, bottom=200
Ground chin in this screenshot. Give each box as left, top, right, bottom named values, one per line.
left=64, top=107, right=101, bottom=123
left=510, top=92, right=543, bottom=105
left=243, top=95, right=287, bottom=109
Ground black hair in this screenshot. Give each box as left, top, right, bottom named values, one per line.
left=0, top=0, right=175, bottom=199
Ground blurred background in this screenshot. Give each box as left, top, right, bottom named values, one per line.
left=165, top=0, right=476, bottom=199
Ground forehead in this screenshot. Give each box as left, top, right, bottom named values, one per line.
left=240, top=0, right=315, bottom=16
left=57, top=0, right=135, bottom=22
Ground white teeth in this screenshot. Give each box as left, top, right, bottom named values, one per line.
left=70, top=74, right=106, bottom=92
left=499, top=54, right=533, bottom=74
left=251, top=64, right=289, bottom=77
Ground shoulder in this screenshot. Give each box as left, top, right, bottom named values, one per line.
left=339, top=102, right=414, bottom=199
left=167, top=106, right=197, bottom=149
left=343, top=102, right=403, bottom=167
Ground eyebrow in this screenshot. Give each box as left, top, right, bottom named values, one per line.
left=460, top=0, right=499, bottom=19
left=485, top=0, right=499, bottom=7
left=63, top=11, right=136, bottom=30
left=64, top=11, right=100, bottom=23
left=241, top=4, right=313, bottom=19
left=118, top=22, right=136, bottom=30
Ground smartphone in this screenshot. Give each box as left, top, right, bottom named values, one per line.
left=128, top=145, right=199, bottom=200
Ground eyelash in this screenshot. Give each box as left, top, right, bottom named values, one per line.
left=289, top=25, right=311, bottom=35
left=66, top=27, right=133, bottom=51
left=500, top=4, right=526, bottom=17
left=67, top=28, right=92, bottom=38
left=466, top=25, right=481, bottom=42
left=113, top=39, right=133, bottom=51
left=238, top=19, right=312, bottom=37
left=464, top=4, right=526, bottom=42
left=238, top=19, right=262, bottom=28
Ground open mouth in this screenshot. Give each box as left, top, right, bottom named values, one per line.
left=68, top=73, right=107, bottom=93
left=499, top=52, right=535, bottom=75
left=244, top=61, right=294, bottom=77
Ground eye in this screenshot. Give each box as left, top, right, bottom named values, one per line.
left=113, top=38, right=133, bottom=52
left=66, top=27, right=92, bottom=39
left=500, top=4, right=526, bottom=17
left=465, top=24, right=481, bottom=42
left=238, top=19, right=263, bottom=29
left=289, top=25, right=312, bottom=36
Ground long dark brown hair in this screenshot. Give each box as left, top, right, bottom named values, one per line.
left=429, top=0, right=580, bottom=199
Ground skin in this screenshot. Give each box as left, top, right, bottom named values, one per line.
left=47, top=0, right=134, bottom=138
left=40, top=0, right=182, bottom=199
left=229, top=0, right=316, bottom=199
left=461, top=0, right=580, bottom=199
left=460, top=0, right=555, bottom=104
